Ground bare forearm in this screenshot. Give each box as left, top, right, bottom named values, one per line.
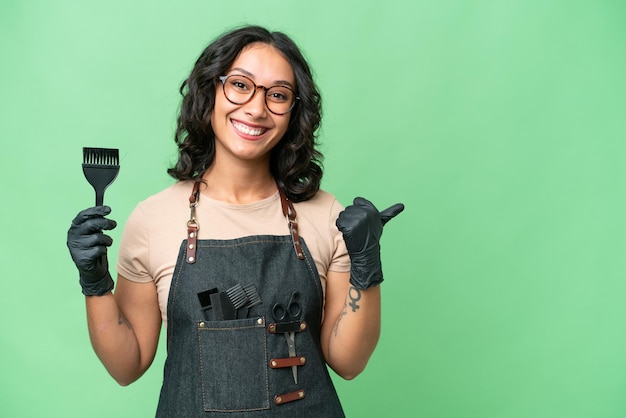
left=85, top=294, right=144, bottom=385
left=326, top=285, right=381, bottom=379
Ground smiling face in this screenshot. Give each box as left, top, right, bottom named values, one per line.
left=210, top=42, right=295, bottom=167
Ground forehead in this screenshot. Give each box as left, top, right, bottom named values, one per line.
left=229, top=42, right=295, bottom=85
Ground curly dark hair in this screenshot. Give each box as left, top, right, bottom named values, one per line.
left=167, top=25, right=323, bottom=202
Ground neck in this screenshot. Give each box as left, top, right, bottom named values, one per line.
left=200, top=159, right=277, bottom=204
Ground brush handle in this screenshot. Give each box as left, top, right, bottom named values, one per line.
left=95, top=190, right=105, bottom=206
left=82, top=165, right=119, bottom=206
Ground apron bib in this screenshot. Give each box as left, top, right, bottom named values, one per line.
left=155, top=183, right=345, bottom=417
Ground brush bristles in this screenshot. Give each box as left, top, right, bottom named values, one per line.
left=243, top=284, right=262, bottom=307
left=83, top=147, right=119, bottom=166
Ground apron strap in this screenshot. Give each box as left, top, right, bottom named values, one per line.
left=277, top=184, right=305, bottom=260
left=185, top=181, right=201, bottom=264
left=185, top=180, right=305, bottom=263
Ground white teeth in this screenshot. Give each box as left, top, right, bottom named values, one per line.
left=232, top=121, right=266, bottom=136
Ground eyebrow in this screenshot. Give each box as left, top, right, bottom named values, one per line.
left=229, top=67, right=296, bottom=89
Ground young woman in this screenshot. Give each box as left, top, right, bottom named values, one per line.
left=67, top=25, right=403, bottom=417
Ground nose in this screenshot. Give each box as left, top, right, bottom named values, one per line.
left=243, top=86, right=268, bottom=117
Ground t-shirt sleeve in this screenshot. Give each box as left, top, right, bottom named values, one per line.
left=116, top=203, right=153, bottom=283
left=328, top=198, right=351, bottom=273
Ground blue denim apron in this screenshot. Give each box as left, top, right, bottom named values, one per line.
left=155, top=183, right=345, bottom=417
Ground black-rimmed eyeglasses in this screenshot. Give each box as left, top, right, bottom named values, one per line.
left=219, top=74, right=299, bottom=115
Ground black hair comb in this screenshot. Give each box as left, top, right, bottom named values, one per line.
left=82, top=147, right=120, bottom=206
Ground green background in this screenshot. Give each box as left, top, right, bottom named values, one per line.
left=1, top=1, right=625, bottom=417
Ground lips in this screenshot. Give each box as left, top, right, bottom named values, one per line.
left=232, top=120, right=268, bottom=137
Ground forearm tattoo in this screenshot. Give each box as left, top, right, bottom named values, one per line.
left=348, top=286, right=361, bottom=312
left=333, top=286, right=363, bottom=336
left=118, top=312, right=132, bottom=330
left=333, top=301, right=348, bottom=337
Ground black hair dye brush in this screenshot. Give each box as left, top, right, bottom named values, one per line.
left=82, top=147, right=120, bottom=206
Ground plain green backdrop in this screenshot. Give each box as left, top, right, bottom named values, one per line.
left=1, top=1, right=625, bottom=417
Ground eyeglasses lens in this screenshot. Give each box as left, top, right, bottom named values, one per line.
left=222, top=75, right=295, bottom=115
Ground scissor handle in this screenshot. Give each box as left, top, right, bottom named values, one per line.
left=272, top=292, right=302, bottom=322
left=287, top=291, right=301, bottom=319
left=272, top=303, right=287, bottom=322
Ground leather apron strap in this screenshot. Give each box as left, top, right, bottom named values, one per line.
left=185, top=180, right=305, bottom=264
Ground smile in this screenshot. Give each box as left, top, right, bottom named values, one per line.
left=232, top=120, right=268, bottom=137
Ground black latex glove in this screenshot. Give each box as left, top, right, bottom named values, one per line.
left=336, top=197, right=404, bottom=289
left=67, top=206, right=117, bottom=296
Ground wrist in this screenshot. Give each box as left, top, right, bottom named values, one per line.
left=80, top=271, right=115, bottom=296
left=349, top=261, right=383, bottom=290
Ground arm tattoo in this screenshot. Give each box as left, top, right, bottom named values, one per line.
left=118, top=312, right=132, bottom=330
left=333, top=301, right=348, bottom=337
left=333, top=286, right=363, bottom=337
left=348, top=286, right=362, bottom=312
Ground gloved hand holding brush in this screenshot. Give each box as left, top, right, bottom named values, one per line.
left=336, top=197, right=404, bottom=289
left=67, top=206, right=117, bottom=296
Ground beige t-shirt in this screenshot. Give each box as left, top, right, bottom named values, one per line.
left=116, top=181, right=350, bottom=325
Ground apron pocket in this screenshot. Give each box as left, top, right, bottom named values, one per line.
left=197, top=317, right=270, bottom=412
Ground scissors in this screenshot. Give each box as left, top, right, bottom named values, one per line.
left=272, top=291, right=302, bottom=384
